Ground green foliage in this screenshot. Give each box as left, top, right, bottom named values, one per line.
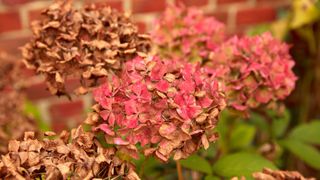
left=212, top=152, right=277, bottom=178
left=204, top=175, right=220, bottom=180
left=23, top=100, right=50, bottom=131
left=180, top=155, right=212, bottom=174
left=229, top=124, right=256, bottom=150
left=281, top=139, right=320, bottom=170
left=270, top=109, right=290, bottom=139
left=288, top=120, right=320, bottom=144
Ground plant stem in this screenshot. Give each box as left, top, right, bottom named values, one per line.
left=176, top=161, right=184, bottom=180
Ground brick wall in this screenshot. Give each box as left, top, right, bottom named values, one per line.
left=0, top=0, right=289, bottom=132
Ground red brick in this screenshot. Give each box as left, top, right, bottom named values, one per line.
left=25, top=81, right=52, bottom=100
left=236, top=6, right=276, bottom=25
left=135, top=21, right=147, bottom=33
left=51, top=114, right=84, bottom=132
left=52, top=122, right=66, bottom=132
left=0, top=37, right=30, bottom=57
left=217, top=0, right=246, bottom=4
left=2, top=0, right=30, bottom=6
left=0, top=11, right=21, bottom=33
left=177, top=0, right=209, bottom=7
left=20, top=66, right=36, bottom=77
left=132, top=0, right=166, bottom=13
left=207, top=11, right=228, bottom=24
left=28, top=9, right=44, bottom=23
left=84, top=0, right=123, bottom=11
left=49, top=100, right=84, bottom=120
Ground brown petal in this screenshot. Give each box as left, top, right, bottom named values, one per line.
left=8, top=140, right=20, bottom=152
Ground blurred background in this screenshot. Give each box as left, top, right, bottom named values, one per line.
left=1, top=0, right=320, bottom=179
left=0, top=0, right=289, bottom=132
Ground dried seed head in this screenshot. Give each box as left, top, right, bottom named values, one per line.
left=22, top=0, right=151, bottom=96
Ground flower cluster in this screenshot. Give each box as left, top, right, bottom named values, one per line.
left=86, top=56, right=226, bottom=161
left=22, top=0, right=151, bottom=96
left=0, top=126, right=139, bottom=180
left=209, top=33, right=297, bottom=112
left=152, top=4, right=225, bottom=64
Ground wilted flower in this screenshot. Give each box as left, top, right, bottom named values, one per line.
left=0, top=52, right=38, bottom=154
left=22, top=0, right=151, bottom=96
left=152, top=4, right=225, bottom=64
left=251, top=168, right=315, bottom=180
left=0, top=126, right=140, bottom=180
left=0, top=91, right=38, bottom=154
left=86, top=56, right=226, bottom=162
left=209, top=33, right=297, bottom=112
left=0, top=51, right=22, bottom=90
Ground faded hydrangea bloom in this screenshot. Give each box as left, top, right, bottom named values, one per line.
left=22, top=0, right=151, bottom=96
left=251, top=168, right=315, bottom=180
left=0, top=126, right=140, bottom=180
left=209, top=33, right=297, bottom=112
left=86, top=56, right=226, bottom=162
left=0, top=52, right=38, bottom=154
left=152, top=4, right=225, bottom=64
left=0, top=91, right=38, bottom=154
left=0, top=52, right=22, bottom=90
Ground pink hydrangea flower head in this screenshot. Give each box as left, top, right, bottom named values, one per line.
left=209, top=32, right=297, bottom=112
left=88, top=55, right=226, bottom=162
left=152, top=4, right=225, bottom=64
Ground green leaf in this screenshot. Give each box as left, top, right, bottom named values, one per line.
left=249, top=112, right=269, bottom=134
left=212, top=152, right=277, bottom=178
left=180, top=155, right=212, bottom=174
left=271, top=109, right=290, bottom=139
left=246, top=24, right=270, bottom=36
left=288, top=120, right=320, bottom=144
left=281, top=139, right=320, bottom=170
left=23, top=100, right=50, bottom=131
left=204, top=175, right=220, bottom=180
left=229, top=124, right=256, bottom=150
left=291, top=0, right=320, bottom=28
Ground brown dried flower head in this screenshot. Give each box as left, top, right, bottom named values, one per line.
left=0, top=91, right=38, bottom=154
left=252, top=168, right=315, bottom=180
left=0, top=126, right=140, bottom=180
left=0, top=52, right=38, bottom=154
left=22, top=0, right=151, bottom=96
left=0, top=51, right=22, bottom=90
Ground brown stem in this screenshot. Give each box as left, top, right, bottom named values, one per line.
left=176, top=161, right=184, bottom=180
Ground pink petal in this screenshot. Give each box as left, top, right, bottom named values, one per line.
left=99, top=110, right=110, bottom=121
left=156, top=79, right=170, bottom=92
left=98, top=124, right=115, bottom=136
left=198, top=96, right=213, bottom=108
left=124, top=99, right=138, bottom=115
left=114, top=138, right=129, bottom=145
left=125, top=116, right=138, bottom=129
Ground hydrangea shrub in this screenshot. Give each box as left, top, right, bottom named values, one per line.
left=87, top=56, right=226, bottom=162
left=0, top=1, right=302, bottom=179
left=153, top=5, right=297, bottom=113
